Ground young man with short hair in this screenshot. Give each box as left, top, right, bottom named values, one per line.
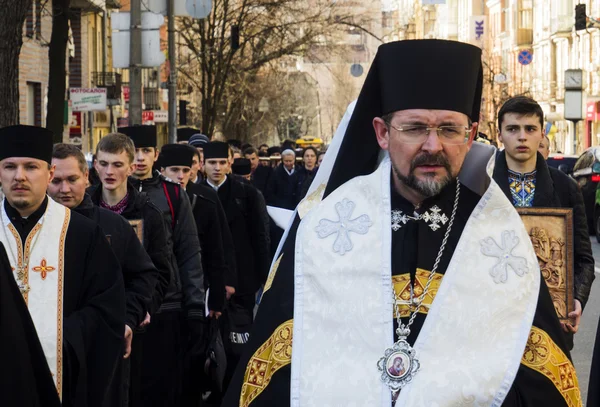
left=493, top=96, right=594, bottom=348
left=0, top=125, right=124, bottom=407
left=203, top=141, right=271, bottom=397
left=50, top=142, right=169, bottom=406
left=120, top=125, right=205, bottom=406
left=244, top=146, right=271, bottom=194
left=160, top=143, right=236, bottom=404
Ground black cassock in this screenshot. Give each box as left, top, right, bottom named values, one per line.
left=0, top=241, right=61, bottom=407
left=3, top=198, right=125, bottom=407
left=222, top=180, right=577, bottom=406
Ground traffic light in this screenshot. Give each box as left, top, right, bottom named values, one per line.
left=231, top=25, right=240, bottom=51
left=575, top=4, right=587, bottom=31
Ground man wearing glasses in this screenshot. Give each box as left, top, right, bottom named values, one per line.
left=223, top=40, right=579, bottom=406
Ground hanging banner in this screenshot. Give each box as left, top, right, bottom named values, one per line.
left=469, top=16, right=487, bottom=48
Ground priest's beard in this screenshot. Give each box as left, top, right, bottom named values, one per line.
left=392, top=153, right=453, bottom=198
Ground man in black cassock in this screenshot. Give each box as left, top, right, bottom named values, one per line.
left=123, top=125, right=206, bottom=406
left=49, top=142, right=169, bottom=406
left=203, top=141, right=271, bottom=402
left=159, top=143, right=234, bottom=404
left=223, top=40, right=582, bottom=406
left=0, top=125, right=125, bottom=407
left=0, top=241, right=61, bottom=407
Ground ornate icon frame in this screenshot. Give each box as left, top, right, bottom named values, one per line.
left=517, top=208, right=574, bottom=322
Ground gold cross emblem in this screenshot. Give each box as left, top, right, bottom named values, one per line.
left=32, top=259, right=55, bottom=280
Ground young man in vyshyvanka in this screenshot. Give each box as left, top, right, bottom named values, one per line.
left=492, top=96, right=594, bottom=351
left=222, top=40, right=582, bottom=406
left=0, top=125, right=125, bottom=407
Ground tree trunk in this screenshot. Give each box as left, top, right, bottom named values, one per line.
left=46, top=0, right=71, bottom=142
left=0, top=0, right=32, bottom=127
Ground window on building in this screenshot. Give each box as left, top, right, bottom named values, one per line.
left=25, top=0, right=42, bottom=39
left=26, top=82, right=42, bottom=127
left=518, top=0, right=533, bottom=29
left=25, top=3, right=34, bottom=37
left=35, top=0, right=42, bottom=39
left=501, top=0, right=509, bottom=32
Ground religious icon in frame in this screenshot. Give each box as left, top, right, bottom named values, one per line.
left=129, top=219, right=144, bottom=244
left=516, top=208, right=574, bottom=322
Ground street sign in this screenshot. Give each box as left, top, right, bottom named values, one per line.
left=186, top=0, right=212, bottom=19
left=153, top=110, right=168, bottom=123
left=142, top=111, right=155, bottom=123
left=350, top=64, right=364, bottom=77
left=469, top=16, right=487, bottom=48
left=518, top=49, right=533, bottom=65
left=564, top=90, right=584, bottom=120
left=112, top=12, right=166, bottom=69
left=70, top=88, right=107, bottom=111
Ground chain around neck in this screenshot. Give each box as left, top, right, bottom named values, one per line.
left=393, top=180, right=461, bottom=336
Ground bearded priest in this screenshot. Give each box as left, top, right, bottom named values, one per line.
left=0, top=125, right=125, bottom=407
left=222, top=40, right=582, bottom=406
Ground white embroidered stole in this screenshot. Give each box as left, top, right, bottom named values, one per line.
left=291, top=156, right=540, bottom=406
left=0, top=198, right=69, bottom=399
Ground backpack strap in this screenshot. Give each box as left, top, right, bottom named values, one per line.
left=162, top=181, right=182, bottom=230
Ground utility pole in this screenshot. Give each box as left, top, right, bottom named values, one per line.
left=129, top=0, right=142, bottom=126
left=168, top=0, right=177, bottom=143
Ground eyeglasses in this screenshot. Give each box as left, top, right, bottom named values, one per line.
left=386, top=123, right=471, bottom=145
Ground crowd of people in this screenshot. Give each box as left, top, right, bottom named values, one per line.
left=1, top=37, right=599, bottom=407
left=0, top=122, right=326, bottom=407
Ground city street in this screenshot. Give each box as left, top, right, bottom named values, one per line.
left=574, top=238, right=600, bottom=402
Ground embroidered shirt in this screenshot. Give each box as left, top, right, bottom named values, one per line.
left=508, top=169, right=537, bottom=207
left=100, top=192, right=130, bottom=215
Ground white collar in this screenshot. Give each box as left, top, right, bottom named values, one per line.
left=284, top=166, right=295, bottom=176
left=207, top=176, right=227, bottom=191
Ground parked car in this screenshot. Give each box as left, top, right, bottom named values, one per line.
left=572, top=146, right=600, bottom=233
left=546, top=154, right=578, bottom=176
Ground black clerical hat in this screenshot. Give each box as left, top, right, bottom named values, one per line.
left=232, top=158, right=251, bottom=176
left=118, top=125, right=157, bottom=148
left=203, top=142, right=230, bottom=159
left=0, top=125, right=54, bottom=164
left=177, top=127, right=200, bottom=142
left=160, top=144, right=194, bottom=168
left=325, top=39, right=483, bottom=198
left=267, top=146, right=281, bottom=156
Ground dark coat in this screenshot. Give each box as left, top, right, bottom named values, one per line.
left=493, top=151, right=595, bottom=309
left=207, top=176, right=271, bottom=296
left=87, top=184, right=172, bottom=316
left=186, top=182, right=229, bottom=312
left=294, top=166, right=317, bottom=204
left=251, top=165, right=272, bottom=196
left=129, top=171, right=205, bottom=318
left=56, top=209, right=125, bottom=407
left=75, top=193, right=163, bottom=327
left=265, top=164, right=299, bottom=210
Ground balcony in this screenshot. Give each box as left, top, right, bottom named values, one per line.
left=71, top=0, right=105, bottom=11
left=516, top=28, right=533, bottom=46
left=92, top=72, right=122, bottom=100
left=144, top=88, right=161, bottom=110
